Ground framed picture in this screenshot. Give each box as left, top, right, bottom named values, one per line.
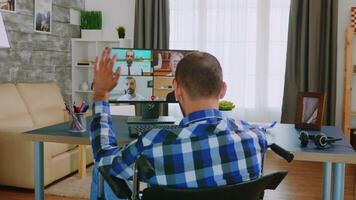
left=0, top=0, right=15, bottom=12
left=34, top=0, right=52, bottom=33
left=295, top=92, right=325, bottom=130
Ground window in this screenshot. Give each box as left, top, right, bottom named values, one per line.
left=170, top=0, right=290, bottom=122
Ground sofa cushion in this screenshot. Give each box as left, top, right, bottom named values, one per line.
left=31, top=108, right=66, bottom=129
left=16, top=83, right=65, bottom=127
left=0, top=84, right=34, bottom=128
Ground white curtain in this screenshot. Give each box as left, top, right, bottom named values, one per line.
left=169, top=0, right=290, bottom=122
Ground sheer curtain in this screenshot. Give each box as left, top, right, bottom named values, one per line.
left=169, top=0, right=290, bottom=122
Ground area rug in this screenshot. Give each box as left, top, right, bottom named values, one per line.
left=45, top=166, right=92, bottom=199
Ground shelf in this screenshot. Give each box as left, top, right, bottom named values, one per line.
left=75, top=90, right=93, bottom=93
left=75, top=65, right=93, bottom=68
left=342, top=27, right=355, bottom=137
left=71, top=39, right=96, bottom=43
left=154, top=88, right=173, bottom=90
left=72, top=38, right=122, bottom=42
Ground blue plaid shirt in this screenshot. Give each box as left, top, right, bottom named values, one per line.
left=90, top=101, right=267, bottom=188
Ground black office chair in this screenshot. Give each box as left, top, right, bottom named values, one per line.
left=97, top=143, right=293, bottom=200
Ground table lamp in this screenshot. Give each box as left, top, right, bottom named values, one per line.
left=0, top=13, right=10, bottom=48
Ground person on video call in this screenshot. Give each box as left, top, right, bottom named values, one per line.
left=117, top=76, right=146, bottom=101
left=120, top=50, right=143, bottom=76
left=166, top=52, right=184, bottom=102
left=89, top=48, right=267, bottom=199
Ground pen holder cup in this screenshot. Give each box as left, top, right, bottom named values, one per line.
left=69, top=113, right=86, bottom=132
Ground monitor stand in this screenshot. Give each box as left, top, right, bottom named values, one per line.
left=127, top=102, right=175, bottom=124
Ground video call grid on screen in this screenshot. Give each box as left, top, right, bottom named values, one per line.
left=109, top=48, right=194, bottom=103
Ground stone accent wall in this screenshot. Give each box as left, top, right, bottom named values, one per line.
left=0, top=0, right=84, bottom=103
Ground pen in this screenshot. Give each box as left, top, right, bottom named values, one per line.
left=82, top=104, right=90, bottom=113
left=65, top=103, right=78, bottom=129
left=79, top=102, right=84, bottom=113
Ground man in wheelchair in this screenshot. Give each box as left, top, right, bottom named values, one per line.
left=90, top=48, right=268, bottom=199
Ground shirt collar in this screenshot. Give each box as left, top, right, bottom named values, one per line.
left=179, top=109, right=223, bottom=127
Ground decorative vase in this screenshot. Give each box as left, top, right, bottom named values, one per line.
left=220, top=110, right=233, bottom=118
left=81, top=29, right=102, bottom=40
left=80, top=82, right=89, bottom=91
left=118, top=31, right=125, bottom=39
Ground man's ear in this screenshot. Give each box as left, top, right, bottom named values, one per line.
left=219, top=81, right=227, bottom=99
left=173, top=79, right=182, bottom=101
left=173, top=78, right=177, bottom=90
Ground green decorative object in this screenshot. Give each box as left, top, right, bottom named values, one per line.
left=219, top=100, right=236, bottom=111
left=80, top=10, right=102, bottom=30
left=116, top=26, right=126, bottom=39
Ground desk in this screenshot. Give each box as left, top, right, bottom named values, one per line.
left=23, top=117, right=356, bottom=200
left=267, top=124, right=356, bottom=200
left=23, top=116, right=132, bottom=200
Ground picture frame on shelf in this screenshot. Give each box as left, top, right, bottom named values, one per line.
left=295, top=92, right=325, bottom=130
left=0, top=0, right=15, bottom=12
left=34, top=0, right=52, bottom=34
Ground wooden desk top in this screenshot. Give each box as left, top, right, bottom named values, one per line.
left=23, top=116, right=356, bottom=164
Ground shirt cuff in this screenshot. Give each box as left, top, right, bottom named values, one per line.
left=93, top=101, right=110, bottom=115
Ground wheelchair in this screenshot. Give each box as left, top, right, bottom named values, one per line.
left=97, top=143, right=293, bottom=200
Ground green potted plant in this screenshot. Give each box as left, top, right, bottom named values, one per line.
left=80, top=10, right=102, bottom=39
left=219, top=100, right=236, bottom=118
left=116, top=26, right=126, bottom=39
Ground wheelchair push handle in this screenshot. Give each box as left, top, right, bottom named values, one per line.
left=239, top=120, right=293, bottom=162
left=268, top=143, right=294, bottom=163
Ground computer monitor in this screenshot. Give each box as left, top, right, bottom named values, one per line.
left=109, top=48, right=194, bottom=123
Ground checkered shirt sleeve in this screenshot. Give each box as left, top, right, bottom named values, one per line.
left=90, top=101, right=144, bottom=179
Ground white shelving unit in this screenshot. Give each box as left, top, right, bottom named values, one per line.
left=71, top=39, right=132, bottom=104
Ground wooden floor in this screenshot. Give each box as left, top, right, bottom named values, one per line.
left=0, top=155, right=355, bottom=200
left=264, top=153, right=356, bottom=200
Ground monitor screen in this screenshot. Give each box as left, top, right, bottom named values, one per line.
left=109, top=48, right=194, bottom=103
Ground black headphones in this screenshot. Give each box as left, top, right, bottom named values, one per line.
left=299, top=131, right=342, bottom=148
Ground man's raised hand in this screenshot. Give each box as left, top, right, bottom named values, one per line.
left=92, top=48, right=121, bottom=102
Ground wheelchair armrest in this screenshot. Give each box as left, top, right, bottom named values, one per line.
left=264, top=171, right=288, bottom=190
left=137, top=155, right=155, bottom=180
left=98, top=166, right=132, bottom=199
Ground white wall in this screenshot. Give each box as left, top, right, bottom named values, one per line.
left=84, top=0, right=135, bottom=41
left=336, top=0, right=356, bottom=127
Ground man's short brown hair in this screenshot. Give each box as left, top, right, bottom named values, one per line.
left=175, top=52, right=223, bottom=99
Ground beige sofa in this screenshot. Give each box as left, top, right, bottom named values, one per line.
left=0, top=83, right=92, bottom=189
